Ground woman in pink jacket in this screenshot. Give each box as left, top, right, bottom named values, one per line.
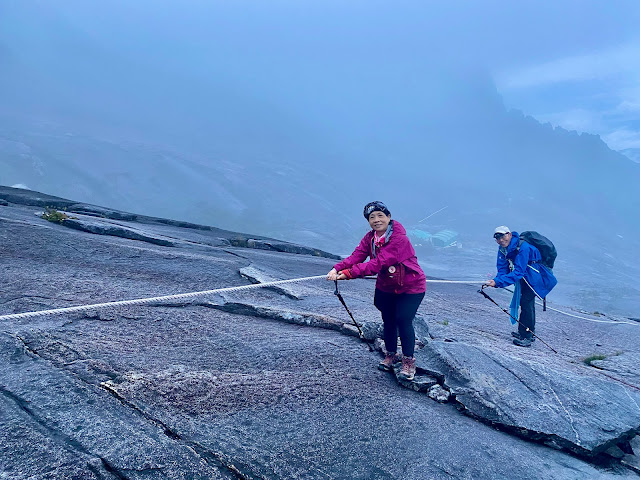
left=327, top=201, right=426, bottom=380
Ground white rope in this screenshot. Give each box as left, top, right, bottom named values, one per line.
left=537, top=303, right=637, bottom=326
left=510, top=282, right=637, bottom=326
left=0, top=276, right=483, bottom=322
left=2, top=273, right=635, bottom=327
left=427, top=279, right=487, bottom=284
left=429, top=278, right=637, bottom=326
left=0, top=275, right=326, bottom=321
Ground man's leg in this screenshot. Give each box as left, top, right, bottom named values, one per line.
left=519, top=278, right=536, bottom=340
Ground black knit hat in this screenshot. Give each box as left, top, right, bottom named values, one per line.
left=363, top=201, right=391, bottom=218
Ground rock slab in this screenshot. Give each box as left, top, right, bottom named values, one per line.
left=415, top=340, right=640, bottom=456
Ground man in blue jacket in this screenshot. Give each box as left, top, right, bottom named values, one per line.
left=485, top=226, right=556, bottom=347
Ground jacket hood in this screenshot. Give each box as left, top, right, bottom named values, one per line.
left=390, top=220, right=406, bottom=235
left=374, top=220, right=406, bottom=242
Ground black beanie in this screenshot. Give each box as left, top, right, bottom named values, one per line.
left=363, top=201, right=391, bottom=218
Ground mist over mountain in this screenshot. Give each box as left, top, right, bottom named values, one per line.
left=1, top=1, right=639, bottom=316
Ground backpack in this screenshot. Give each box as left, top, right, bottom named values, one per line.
left=516, top=231, right=557, bottom=270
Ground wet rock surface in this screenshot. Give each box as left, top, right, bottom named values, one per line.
left=1, top=189, right=639, bottom=479
left=0, top=185, right=338, bottom=259
left=415, top=341, right=640, bottom=456
left=63, top=217, right=178, bottom=247
left=622, top=437, right=640, bottom=473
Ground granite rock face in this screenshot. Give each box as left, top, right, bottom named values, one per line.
left=63, top=217, right=178, bottom=247
left=415, top=341, right=640, bottom=456
left=0, top=185, right=338, bottom=259
left=1, top=187, right=639, bottom=479
left=0, top=334, right=227, bottom=480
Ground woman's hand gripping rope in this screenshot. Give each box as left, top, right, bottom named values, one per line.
left=326, top=268, right=347, bottom=281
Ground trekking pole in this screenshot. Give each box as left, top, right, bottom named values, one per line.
left=334, top=280, right=374, bottom=351
left=478, top=286, right=557, bottom=354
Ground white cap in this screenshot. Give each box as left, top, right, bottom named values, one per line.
left=494, top=225, right=510, bottom=235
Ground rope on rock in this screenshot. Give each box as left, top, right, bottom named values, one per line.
left=540, top=304, right=638, bottom=326
left=1, top=273, right=635, bottom=328
left=3, top=272, right=638, bottom=392
left=502, top=286, right=638, bottom=326
left=0, top=276, right=488, bottom=321
left=0, top=275, right=327, bottom=321
left=427, top=279, right=487, bottom=284
left=433, top=279, right=637, bottom=326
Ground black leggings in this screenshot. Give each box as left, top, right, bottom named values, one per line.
left=519, top=278, right=536, bottom=339
left=373, top=289, right=425, bottom=357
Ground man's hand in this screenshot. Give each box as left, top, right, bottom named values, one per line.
left=485, top=279, right=496, bottom=288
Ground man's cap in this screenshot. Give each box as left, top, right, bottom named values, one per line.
left=494, top=225, right=510, bottom=235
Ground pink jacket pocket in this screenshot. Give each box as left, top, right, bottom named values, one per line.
left=384, top=263, right=405, bottom=287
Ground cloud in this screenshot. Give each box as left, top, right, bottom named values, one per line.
left=535, top=109, right=604, bottom=133
left=615, top=100, right=640, bottom=113
left=528, top=108, right=640, bottom=161
left=620, top=148, right=640, bottom=163
left=495, top=40, right=640, bottom=162
left=610, top=84, right=640, bottom=116
left=496, top=42, right=640, bottom=90
left=603, top=129, right=640, bottom=150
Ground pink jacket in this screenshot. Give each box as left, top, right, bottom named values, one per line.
left=334, top=220, right=426, bottom=294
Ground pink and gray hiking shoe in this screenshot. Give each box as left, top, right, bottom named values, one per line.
left=398, top=356, right=416, bottom=381
left=378, top=352, right=401, bottom=371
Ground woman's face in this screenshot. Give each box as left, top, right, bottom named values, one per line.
left=368, top=211, right=391, bottom=234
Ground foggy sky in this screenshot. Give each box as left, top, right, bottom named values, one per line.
left=3, top=1, right=640, bottom=157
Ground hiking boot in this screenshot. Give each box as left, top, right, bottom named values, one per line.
left=378, top=352, right=401, bottom=371
left=513, top=337, right=532, bottom=347
left=511, top=331, right=535, bottom=342
left=398, top=356, right=416, bottom=381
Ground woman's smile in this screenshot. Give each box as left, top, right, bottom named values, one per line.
left=368, top=211, right=391, bottom=232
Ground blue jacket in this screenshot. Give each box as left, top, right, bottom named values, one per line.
left=493, top=231, right=557, bottom=298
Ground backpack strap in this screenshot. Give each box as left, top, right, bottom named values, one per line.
left=516, top=238, right=540, bottom=265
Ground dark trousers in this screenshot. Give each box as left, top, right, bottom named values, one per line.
left=373, top=289, right=425, bottom=357
left=519, top=278, right=536, bottom=339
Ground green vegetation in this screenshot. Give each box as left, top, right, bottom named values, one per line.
left=583, top=350, right=624, bottom=367
left=583, top=354, right=607, bottom=366
left=441, top=319, right=449, bottom=326
left=41, top=207, right=70, bottom=224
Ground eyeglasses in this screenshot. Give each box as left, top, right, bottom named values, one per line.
left=493, top=232, right=508, bottom=239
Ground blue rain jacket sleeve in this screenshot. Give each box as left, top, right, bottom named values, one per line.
left=494, top=244, right=529, bottom=288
